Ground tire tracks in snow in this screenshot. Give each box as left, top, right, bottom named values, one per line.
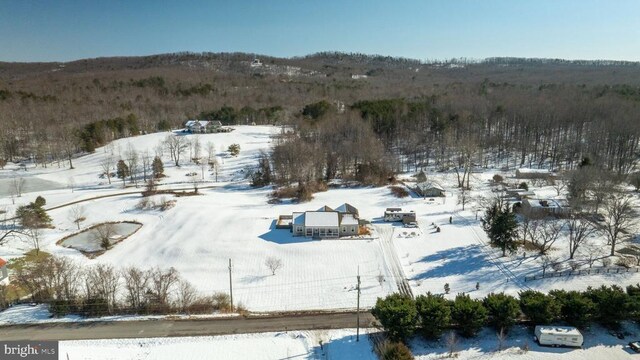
left=374, top=225, right=414, bottom=298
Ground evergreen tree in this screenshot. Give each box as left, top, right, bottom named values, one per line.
left=483, top=293, right=520, bottom=332
left=519, top=290, right=560, bottom=325
left=451, top=293, right=488, bottom=337
left=550, top=290, right=595, bottom=328
left=585, top=285, right=630, bottom=329
left=117, top=159, right=129, bottom=186
left=152, top=156, right=164, bottom=178
left=371, top=294, right=418, bottom=341
left=415, top=293, right=451, bottom=340
left=484, top=202, right=518, bottom=256
left=16, top=196, right=52, bottom=228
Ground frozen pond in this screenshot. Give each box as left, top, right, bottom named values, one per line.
left=59, top=222, right=142, bottom=254
left=0, top=177, right=66, bottom=196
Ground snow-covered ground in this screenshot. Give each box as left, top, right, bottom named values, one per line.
left=56, top=325, right=640, bottom=360
left=411, top=323, right=640, bottom=359
left=2, top=125, right=640, bottom=315
left=59, top=329, right=376, bottom=360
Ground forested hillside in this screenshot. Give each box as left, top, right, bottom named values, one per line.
left=1, top=52, right=639, bottom=176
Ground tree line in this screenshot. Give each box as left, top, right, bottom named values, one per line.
left=0, top=254, right=236, bottom=317
left=373, top=285, right=640, bottom=343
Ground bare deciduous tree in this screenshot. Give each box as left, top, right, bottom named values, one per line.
left=535, top=222, right=564, bottom=255
left=68, top=205, right=87, bottom=230
left=177, top=279, right=198, bottom=313
left=100, top=155, right=114, bottom=185
left=265, top=256, right=283, bottom=275
left=122, top=266, right=151, bottom=311
left=602, top=194, right=637, bottom=256
left=165, top=135, right=189, bottom=167
left=566, top=216, right=596, bottom=259
left=94, top=223, right=116, bottom=250
left=11, top=176, right=25, bottom=197
left=149, top=267, right=180, bottom=307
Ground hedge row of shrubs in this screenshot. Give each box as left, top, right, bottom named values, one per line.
left=372, top=285, right=640, bottom=342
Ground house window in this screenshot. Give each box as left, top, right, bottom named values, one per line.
left=351, top=227, right=355, bottom=233
left=342, top=227, right=346, bottom=232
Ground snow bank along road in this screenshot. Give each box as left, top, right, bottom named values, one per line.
left=0, top=311, right=376, bottom=341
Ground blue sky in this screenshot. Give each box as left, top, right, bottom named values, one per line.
left=1, top=0, right=639, bottom=62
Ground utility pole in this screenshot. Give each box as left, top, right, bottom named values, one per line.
left=229, top=258, right=233, bottom=312
left=356, top=265, right=361, bottom=342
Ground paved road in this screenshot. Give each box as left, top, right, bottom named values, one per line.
left=0, top=312, right=376, bottom=341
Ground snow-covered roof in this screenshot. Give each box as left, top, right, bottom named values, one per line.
left=415, top=182, right=444, bottom=191
left=316, top=205, right=334, bottom=212
left=517, top=168, right=551, bottom=174
left=292, top=212, right=305, bottom=226
left=335, top=203, right=358, bottom=215
left=185, top=120, right=223, bottom=128
left=305, top=211, right=339, bottom=228
left=536, top=326, right=582, bottom=336
left=523, top=198, right=570, bottom=209
left=340, top=214, right=359, bottom=226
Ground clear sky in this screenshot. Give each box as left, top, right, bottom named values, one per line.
left=1, top=0, right=639, bottom=62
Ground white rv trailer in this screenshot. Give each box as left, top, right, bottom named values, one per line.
left=534, top=326, right=583, bottom=348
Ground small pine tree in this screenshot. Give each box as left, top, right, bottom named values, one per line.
left=484, top=202, right=518, bottom=256
left=444, top=283, right=450, bottom=294
left=116, top=159, right=129, bottom=186
left=416, top=293, right=451, bottom=340
left=371, top=294, right=418, bottom=341
left=451, top=293, right=488, bottom=337
left=483, top=292, right=520, bottom=332
left=228, top=143, right=241, bottom=156
left=518, top=182, right=529, bottom=191
left=416, top=170, right=427, bottom=183
left=152, top=156, right=164, bottom=178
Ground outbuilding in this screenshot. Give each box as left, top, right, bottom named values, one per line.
left=534, top=326, right=583, bottom=348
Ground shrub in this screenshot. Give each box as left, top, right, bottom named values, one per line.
left=483, top=293, right=520, bottom=332
left=371, top=294, right=418, bottom=341
left=389, top=186, right=409, bottom=198
left=519, top=290, right=560, bottom=325
left=550, top=290, right=595, bottom=328
left=493, top=174, right=504, bottom=183
left=228, top=143, right=241, bottom=156
left=518, top=182, right=529, bottom=191
left=585, top=285, right=630, bottom=329
left=376, top=341, right=414, bottom=360
left=415, top=293, right=451, bottom=340
left=451, top=293, right=488, bottom=337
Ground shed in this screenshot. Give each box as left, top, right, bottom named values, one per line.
left=414, top=182, right=445, bottom=197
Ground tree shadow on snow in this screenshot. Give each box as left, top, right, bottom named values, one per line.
left=411, top=245, right=496, bottom=282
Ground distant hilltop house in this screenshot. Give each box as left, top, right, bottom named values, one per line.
left=0, top=257, right=8, bottom=284
left=277, top=203, right=361, bottom=239
left=384, top=208, right=416, bottom=224
left=184, top=120, right=223, bottom=134
left=250, top=58, right=263, bottom=67
left=521, top=198, right=571, bottom=217
left=516, top=168, right=553, bottom=180
left=414, top=182, right=445, bottom=198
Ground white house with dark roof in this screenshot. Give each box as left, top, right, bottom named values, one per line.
left=288, top=203, right=360, bottom=239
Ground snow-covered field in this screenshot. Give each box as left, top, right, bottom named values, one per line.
left=57, top=325, right=640, bottom=360
left=2, top=125, right=640, bottom=315
left=59, top=329, right=376, bottom=360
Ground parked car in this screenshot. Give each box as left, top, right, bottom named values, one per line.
left=629, top=341, right=640, bottom=353
left=404, top=222, right=418, bottom=228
